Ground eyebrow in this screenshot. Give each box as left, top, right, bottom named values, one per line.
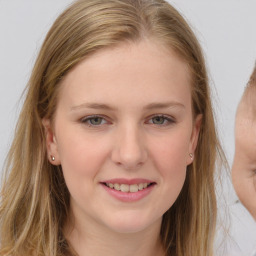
left=70, top=103, right=116, bottom=111
left=70, top=101, right=185, bottom=111
left=143, top=102, right=185, bottom=110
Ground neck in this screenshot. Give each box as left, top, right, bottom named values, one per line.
left=65, top=214, right=165, bottom=256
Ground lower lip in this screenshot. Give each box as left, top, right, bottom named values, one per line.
left=101, top=184, right=155, bottom=202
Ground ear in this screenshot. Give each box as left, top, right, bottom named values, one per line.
left=187, top=114, right=202, bottom=165
left=42, top=118, right=61, bottom=165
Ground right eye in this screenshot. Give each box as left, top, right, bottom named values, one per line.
left=81, top=115, right=108, bottom=126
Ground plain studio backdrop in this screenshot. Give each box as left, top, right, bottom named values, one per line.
left=0, top=0, right=256, bottom=255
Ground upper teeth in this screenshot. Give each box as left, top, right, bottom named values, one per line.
left=106, top=183, right=150, bottom=193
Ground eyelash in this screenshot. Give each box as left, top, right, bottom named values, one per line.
left=80, top=114, right=175, bottom=127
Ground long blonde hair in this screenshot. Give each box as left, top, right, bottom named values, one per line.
left=0, top=0, right=223, bottom=255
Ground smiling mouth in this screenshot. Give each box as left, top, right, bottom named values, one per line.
left=103, top=182, right=155, bottom=193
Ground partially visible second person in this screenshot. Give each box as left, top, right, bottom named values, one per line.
left=232, top=63, right=256, bottom=221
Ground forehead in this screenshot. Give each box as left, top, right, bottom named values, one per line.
left=58, top=40, right=192, bottom=107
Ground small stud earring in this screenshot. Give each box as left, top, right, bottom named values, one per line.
left=189, top=153, right=193, bottom=159
left=51, top=155, right=55, bottom=161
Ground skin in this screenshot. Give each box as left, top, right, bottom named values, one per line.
left=43, top=40, right=201, bottom=256
left=232, top=76, right=256, bottom=221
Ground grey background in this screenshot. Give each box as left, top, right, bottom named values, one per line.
left=1, top=0, right=256, bottom=255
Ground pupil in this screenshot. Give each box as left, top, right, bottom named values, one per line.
left=153, top=116, right=164, bottom=124
left=91, top=117, right=102, bottom=125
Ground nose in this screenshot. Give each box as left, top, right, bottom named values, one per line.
left=111, top=124, right=148, bottom=170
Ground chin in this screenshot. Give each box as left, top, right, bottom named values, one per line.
left=104, top=212, right=162, bottom=234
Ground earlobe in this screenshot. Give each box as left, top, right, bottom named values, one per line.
left=42, top=118, right=61, bottom=165
left=187, top=114, right=202, bottom=165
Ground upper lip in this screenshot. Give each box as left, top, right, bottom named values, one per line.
left=101, top=178, right=155, bottom=185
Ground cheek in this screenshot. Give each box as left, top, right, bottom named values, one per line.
left=149, top=130, right=191, bottom=173
left=56, top=128, right=110, bottom=183
left=148, top=131, right=190, bottom=204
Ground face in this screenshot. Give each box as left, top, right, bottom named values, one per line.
left=232, top=82, right=256, bottom=220
left=44, top=40, right=201, bottom=235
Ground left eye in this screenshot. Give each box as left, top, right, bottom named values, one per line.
left=148, top=115, right=174, bottom=125
left=81, top=116, right=107, bottom=126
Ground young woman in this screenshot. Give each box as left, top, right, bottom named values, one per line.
left=0, top=0, right=224, bottom=255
